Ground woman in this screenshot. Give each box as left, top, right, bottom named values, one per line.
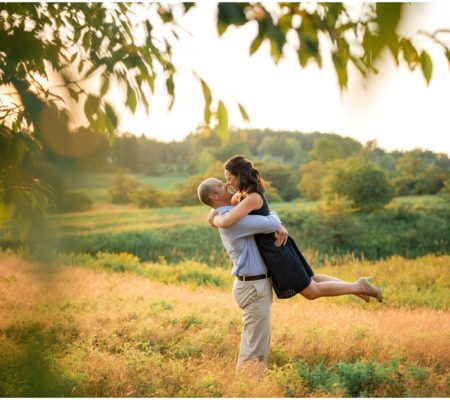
left=209, top=155, right=382, bottom=303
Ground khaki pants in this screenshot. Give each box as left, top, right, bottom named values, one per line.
left=232, top=278, right=272, bottom=377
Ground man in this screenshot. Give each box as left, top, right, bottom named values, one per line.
left=197, top=177, right=287, bottom=377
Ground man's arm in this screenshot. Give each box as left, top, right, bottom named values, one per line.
left=223, top=213, right=282, bottom=239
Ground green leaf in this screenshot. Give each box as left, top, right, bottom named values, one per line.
left=332, top=52, right=348, bottom=90
left=94, top=109, right=107, bottom=133
left=105, top=101, right=118, bottom=130
left=126, top=86, right=137, bottom=113
left=238, top=102, right=249, bottom=123
left=420, top=50, right=433, bottom=85
left=374, top=3, right=402, bottom=59
left=183, top=3, right=195, bottom=12
left=84, top=95, right=100, bottom=122
left=387, top=37, right=400, bottom=65
left=217, top=3, right=247, bottom=36
left=250, top=27, right=265, bottom=55
left=82, top=31, right=90, bottom=51
left=401, top=39, right=419, bottom=70
left=100, top=76, right=110, bottom=96
left=267, top=18, right=285, bottom=64
left=376, top=3, right=402, bottom=35
left=216, top=101, right=229, bottom=145
left=200, top=79, right=212, bottom=125
left=166, top=76, right=175, bottom=110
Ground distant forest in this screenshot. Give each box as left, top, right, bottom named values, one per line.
left=37, top=128, right=450, bottom=212
left=63, top=129, right=449, bottom=192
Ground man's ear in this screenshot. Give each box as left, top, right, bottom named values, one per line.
left=209, top=193, right=219, bottom=203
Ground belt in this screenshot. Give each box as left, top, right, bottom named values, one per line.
left=236, top=273, right=271, bottom=282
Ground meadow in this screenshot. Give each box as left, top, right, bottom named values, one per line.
left=1, top=173, right=449, bottom=397
left=5, top=196, right=443, bottom=267
left=65, top=171, right=187, bottom=203
left=0, top=252, right=448, bottom=397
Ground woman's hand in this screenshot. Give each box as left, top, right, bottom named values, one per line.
left=230, top=192, right=240, bottom=205
left=274, top=225, right=288, bottom=247
left=208, top=209, right=219, bottom=227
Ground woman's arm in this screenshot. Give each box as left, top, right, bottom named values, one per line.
left=212, top=192, right=263, bottom=228
left=230, top=193, right=240, bottom=205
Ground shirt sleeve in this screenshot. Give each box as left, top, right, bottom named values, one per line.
left=224, top=214, right=282, bottom=239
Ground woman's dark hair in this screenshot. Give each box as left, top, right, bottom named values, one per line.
left=224, top=155, right=265, bottom=194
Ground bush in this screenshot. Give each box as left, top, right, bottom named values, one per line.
left=280, top=175, right=300, bottom=201
left=295, top=361, right=336, bottom=393
left=298, top=160, right=328, bottom=200
left=94, top=251, right=142, bottom=273
left=108, top=172, right=140, bottom=204
left=264, top=181, right=282, bottom=203
left=322, top=158, right=394, bottom=212
left=61, top=191, right=93, bottom=212
left=336, top=361, right=386, bottom=397
left=130, top=184, right=162, bottom=208
left=439, top=179, right=450, bottom=201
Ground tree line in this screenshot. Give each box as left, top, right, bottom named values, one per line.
left=35, top=128, right=449, bottom=213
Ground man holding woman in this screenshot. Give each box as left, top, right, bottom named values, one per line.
left=197, top=155, right=383, bottom=377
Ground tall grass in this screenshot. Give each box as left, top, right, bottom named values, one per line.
left=0, top=254, right=448, bottom=397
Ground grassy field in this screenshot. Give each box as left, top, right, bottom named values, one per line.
left=1, top=172, right=448, bottom=396
left=65, top=171, right=187, bottom=202
left=0, top=253, right=448, bottom=397
left=390, top=195, right=450, bottom=210
left=64, top=170, right=450, bottom=211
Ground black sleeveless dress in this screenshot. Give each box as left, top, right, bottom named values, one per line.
left=249, top=192, right=314, bottom=299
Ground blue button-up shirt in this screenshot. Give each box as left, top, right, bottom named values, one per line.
left=216, top=206, right=282, bottom=276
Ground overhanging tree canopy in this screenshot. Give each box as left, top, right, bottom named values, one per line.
left=1, top=2, right=449, bottom=227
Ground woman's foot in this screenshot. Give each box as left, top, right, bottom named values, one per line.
left=358, top=276, right=383, bottom=303
left=357, top=293, right=370, bottom=303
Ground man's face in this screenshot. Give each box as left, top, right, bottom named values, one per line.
left=212, top=179, right=233, bottom=203
left=224, top=170, right=239, bottom=191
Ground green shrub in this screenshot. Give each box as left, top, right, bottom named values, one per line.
left=439, top=179, right=450, bottom=201
left=61, top=191, right=93, bottom=212
left=108, top=172, right=140, bottom=204
left=295, top=361, right=336, bottom=393
left=94, top=251, right=142, bottom=273
left=322, top=158, right=394, bottom=212
left=130, top=184, right=162, bottom=208
left=335, top=361, right=386, bottom=397
left=177, top=270, right=224, bottom=287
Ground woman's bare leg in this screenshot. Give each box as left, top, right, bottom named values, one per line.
left=312, top=274, right=370, bottom=302
left=302, top=276, right=383, bottom=302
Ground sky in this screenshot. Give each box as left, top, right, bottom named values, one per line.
left=112, top=2, right=450, bottom=155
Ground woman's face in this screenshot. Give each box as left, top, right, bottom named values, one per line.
left=224, top=169, right=239, bottom=192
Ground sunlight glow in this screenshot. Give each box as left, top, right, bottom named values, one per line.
left=113, top=2, right=450, bottom=155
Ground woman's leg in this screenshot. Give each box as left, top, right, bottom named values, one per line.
left=302, top=276, right=383, bottom=302
left=312, top=274, right=370, bottom=302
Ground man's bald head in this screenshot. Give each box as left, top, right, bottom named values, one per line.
left=198, top=177, right=232, bottom=208
left=197, top=178, right=221, bottom=207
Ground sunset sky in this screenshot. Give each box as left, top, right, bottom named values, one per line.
left=111, top=3, right=450, bottom=155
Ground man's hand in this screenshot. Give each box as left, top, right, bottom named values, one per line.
left=274, top=224, right=288, bottom=247
left=208, top=209, right=219, bottom=227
